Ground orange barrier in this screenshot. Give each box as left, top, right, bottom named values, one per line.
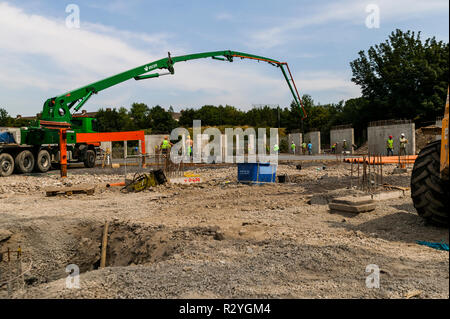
left=76, top=130, right=146, bottom=166
left=344, top=155, right=417, bottom=164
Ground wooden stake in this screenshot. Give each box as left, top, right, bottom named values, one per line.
left=100, top=221, right=109, bottom=268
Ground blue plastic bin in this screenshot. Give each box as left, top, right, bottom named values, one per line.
left=238, top=163, right=277, bottom=184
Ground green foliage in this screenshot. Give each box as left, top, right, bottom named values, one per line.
left=148, top=105, right=178, bottom=134
left=95, top=107, right=136, bottom=132
left=350, top=29, right=449, bottom=126
left=0, top=108, right=13, bottom=126
left=0, top=108, right=32, bottom=127
left=95, top=104, right=178, bottom=133
left=280, top=138, right=289, bottom=153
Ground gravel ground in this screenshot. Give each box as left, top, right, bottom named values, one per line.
left=0, top=162, right=448, bottom=299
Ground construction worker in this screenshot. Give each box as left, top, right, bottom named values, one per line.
left=331, top=143, right=337, bottom=154
left=342, top=139, right=348, bottom=153
left=273, top=143, right=279, bottom=154
left=302, top=141, right=307, bottom=155
left=307, top=141, right=312, bottom=155
left=186, top=135, right=193, bottom=158
left=386, top=135, right=394, bottom=156
left=160, top=136, right=172, bottom=155
left=399, top=133, right=408, bottom=156
left=291, top=141, right=296, bottom=154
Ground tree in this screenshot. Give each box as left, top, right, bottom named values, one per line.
left=96, top=107, right=135, bottom=132
left=0, top=108, right=13, bottom=126
left=350, top=29, right=449, bottom=126
left=130, top=102, right=151, bottom=129
left=148, top=105, right=178, bottom=134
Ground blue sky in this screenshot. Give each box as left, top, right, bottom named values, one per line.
left=0, top=0, right=448, bottom=116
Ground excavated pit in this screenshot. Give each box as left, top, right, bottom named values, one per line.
left=71, top=222, right=224, bottom=273
left=0, top=220, right=224, bottom=294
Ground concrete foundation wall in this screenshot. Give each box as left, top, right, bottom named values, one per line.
left=288, top=133, right=302, bottom=154
left=368, top=123, right=416, bottom=155
left=330, top=128, right=354, bottom=154
left=304, top=131, right=321, bottom=154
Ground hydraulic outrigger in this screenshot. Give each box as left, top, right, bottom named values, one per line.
left=1, top=50, right=306, bottom=178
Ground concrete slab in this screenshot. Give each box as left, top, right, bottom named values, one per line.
left=329, top=202, right=376, bottom=213
left=371, top=190, right=406, bottom=201
left=332, top=196, right=375, bottom=206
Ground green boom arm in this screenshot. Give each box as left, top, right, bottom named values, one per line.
left=40, top=50, right=306, bottom=123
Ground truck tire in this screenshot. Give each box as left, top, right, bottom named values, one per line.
left=84, top=149, right=96, bottom=168
left=35, top=149, right=51, bottom=173
left=15, top=150, right=35, bottom=174
left=411, top=140, right=449, bottom=227
left=0, top=153, right=15, bottom=177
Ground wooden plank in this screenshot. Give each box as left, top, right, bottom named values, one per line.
left=44, top=183, right=95, bottom=196
left=100, top=221, right=109, bottom=268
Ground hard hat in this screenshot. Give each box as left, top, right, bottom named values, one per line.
left=389, top=135, right=393, bottom=139
left=401, top=133, right=405, bottom=136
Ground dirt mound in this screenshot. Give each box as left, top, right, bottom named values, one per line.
left=354, top=141, right=368, bottom=155
left=415, top=126, right=440, bottom=154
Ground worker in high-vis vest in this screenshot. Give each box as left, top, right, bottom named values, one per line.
left=186, top=135, right=193, bottom=158
left=302, top=142, right=307, bottom=155
left=160, top=136, right=172, bottom=155
left=291, top=141, right=296, bottom=154
left=386, top=135, right=394, bottom=156
left=399, top=133, right=408, bottom=156
left=273, top=144, right=279, bottom=154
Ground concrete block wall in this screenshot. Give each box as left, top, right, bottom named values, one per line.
left=368, top=123, right=415, bottom=155
left=288, top=133, right=302, bottom=154
left=304, top=131, right=321, bottom=154
left=330, top=128, right=354, bottom=154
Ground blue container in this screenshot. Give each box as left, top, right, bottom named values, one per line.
left=238, top=163, right=277, bottom=184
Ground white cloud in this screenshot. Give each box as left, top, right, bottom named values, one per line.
left=0, top=2, right=362, bottom=115
left=247, top=0, right=449, bottom=49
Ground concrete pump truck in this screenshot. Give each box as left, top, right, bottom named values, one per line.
left=0, top=50, right=306, bottom=177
